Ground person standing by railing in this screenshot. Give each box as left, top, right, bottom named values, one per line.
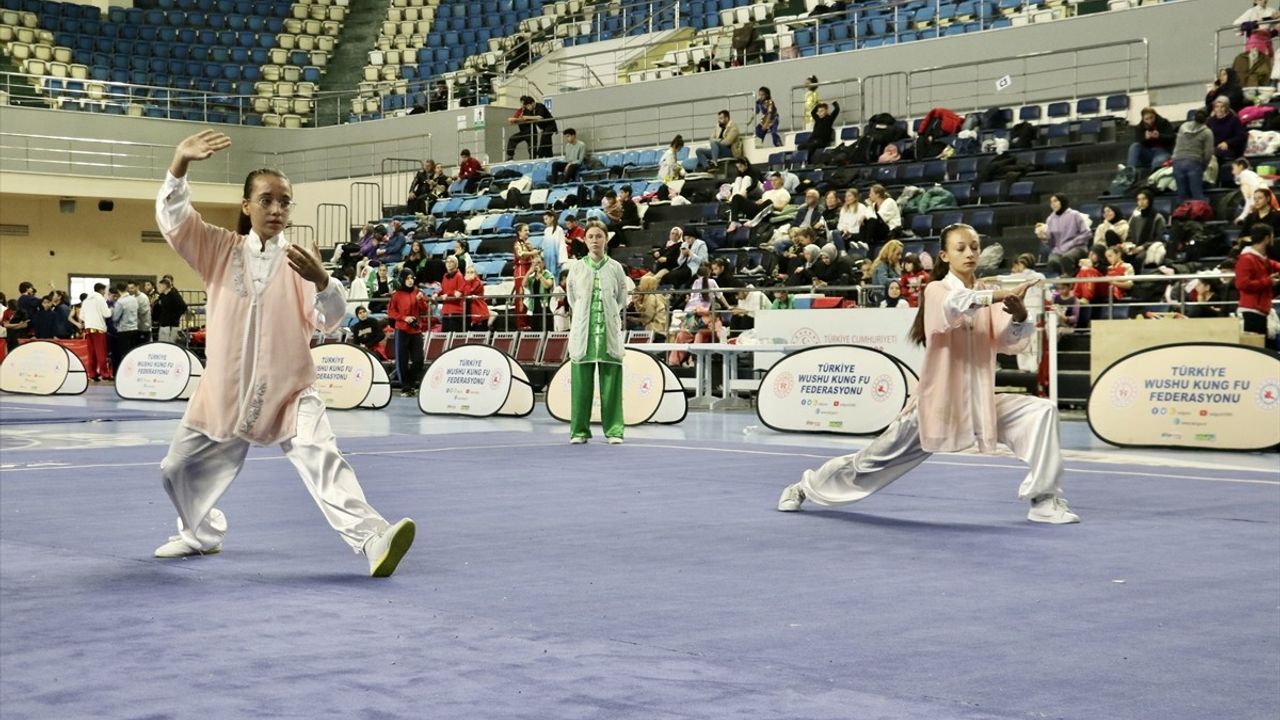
left=387, top=269, right=429, bottom=397
left=1235, top=224, right=1280, bottom=340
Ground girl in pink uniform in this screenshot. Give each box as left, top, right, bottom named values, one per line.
left=152, top=131, right=417, bottom=575
left=778, top=224, right=1080, bottom=524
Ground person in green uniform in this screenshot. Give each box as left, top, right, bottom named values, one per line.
left=566, top=220, right=629, bottom=445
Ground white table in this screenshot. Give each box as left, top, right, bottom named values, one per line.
left=628, top=342, right=810, bottom=410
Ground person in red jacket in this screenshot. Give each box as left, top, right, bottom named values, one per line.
left=435, top=255, right=467, bottom=331
left=386, top=269, right=430, bottom=397
left=456, top=149, right=482, bottom=192
left=460, top=265, right=490, bottom=330
left=1235, top=224, right=1280, bottom=339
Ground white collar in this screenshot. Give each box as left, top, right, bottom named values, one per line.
left=245, top=230, right=288, bottom=255
left=1242, top=246, right=1267, bottom=258
left=941, top=272, right=971, bottom=290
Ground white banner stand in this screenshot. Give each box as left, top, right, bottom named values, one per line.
left=115, top=342, right=203, bottom=401
left=545, top=348, right=686, bottom=425
left=756, top=344, right=911, bottom=435
left=310, top=344, right=392, bottom=410
left=419, top=344, right=534, bottom=417
left=0, top=341, right=87, bottom=396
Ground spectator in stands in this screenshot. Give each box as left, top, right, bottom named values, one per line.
left=659, top=135, right=686, bottom=183
left=80, top=283, right=110, bottom=380
left=803, top=76, right=819, bottom=129
left=1074, top=245, right=1108, bottom=306
left=450, top=238, right=472, bottom=274
left=729, top=285, right=771, bottom=332
left=366, top=262, right=392, bottom=313
left=1204, top=67, right=1246, bottom=113
left=669, top=266, right=723, bottom=366
left=869, top=239, right=904, bottom=290
left=507, top=95, right=557, bottom=160
left=564, top=214, right=587, bottom=258
left=1232, top=159, right=1266, bottom=224
left=835, top=188, right=873, bottom=254
left=879, top=280, right=907, bottom=308
left=812, top=243, right=854, bottom=295
left=630, top=274, right=670, bottom=342
left=402, top=241, right=431, bottom=284
left=651, top=227, right=686, bottom=276
left=654, top=227, right=708, bottom=289
left=512, top=223, right=539, bottom=329
left=522, top=254, right=556, bottom=331
left=461, top=265, right=489, bottom=330
left=773, top=226, right=813, bottom=271
left=900, top=253, right=930, bottom=307
left=1050, top=282, right=1081, bottom=333
left=797, top=101, right=840, bottom=165
left=374, top=220, right=407, bottom=262
left=1103, top=245, right=1135, bottom=318
left=753, top=87, right=782, bottom=147
left=1038, top=194, right=1091, bottom=276
left=349, top=306, right=384, bottom=356
left=551, top=128, right=586, bottom=184
left=542, top=211, right=567, bottom=277
left=821, top=190, right=841, bottom=226
left=1185, top=277, right=1230, bottom=319
left=1240, top=188, right=1280, bottom=254
left=456, top=149, right=482, bottom=192
left=697, top=110, right=746, bottom=168
left=1126, top=189, right=1168, bottom=268
left=428, top=81, right=450, bottom=112
left=387, top=270, right=429, bottom=395
left=730, top=172, right=791, bottom=227
left=406, top=160, right=436, bottom=214
left=864, top=184, right=901, bottom=250
left=436, top=256, right=467, bottom=332
left=1235, top=223, right=1280, bottom=338
left=794, top=189, right=827, bottom=232
left=601, top=190, right=623, bottom=229
left=617, top=185, right=642, bottom=227
left=359, top=223, right=382, bottom=259
left=1207, top=96, right=1248, bottom=186
left=771, top=288, right=794, bottom=309
left=709, top=257, right=739, bottom=289
left=1172, top=110, right=1215, bottom=205
left=723, top=157, right=758, bottom=203
left=1094, top=204, right=1129, bottom=247
left=1125, top=107, right=1176, bottom=173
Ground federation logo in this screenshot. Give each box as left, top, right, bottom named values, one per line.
left=790, top=328, right=820, bottom=345
left=429, top=367, right=444, bottom=389
left=871, top=374, right=893, bottom=402
left=1256, top=380, right=1280, bottom=410
left=1109, top=378, right=1137, bottom=408
left=772, top=371, right=795, bottom=398
left=638, top=375, right=654, bottom=395
left=489, top=370, right=504, bottom=388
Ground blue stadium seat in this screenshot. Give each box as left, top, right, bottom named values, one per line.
left=945, top=182, right=974, bottom=205
left=1047, top=101, right=1071, bottom=119
left=1018, top=105, right=1041, bottom=122
left=911, top=213, right=935, bottom=237
left=1105, top=95, right=1129, bottom=114
left=1008, top=180, right=1035, bottom=204
left=1076, top=97, right=1100, bottom=116
left=968, top=208, right=995, bottom=235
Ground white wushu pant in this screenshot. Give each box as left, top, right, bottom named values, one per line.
left=160, top=393, right=391, bottom=552
left=798, top=394, right=1065, bottom=506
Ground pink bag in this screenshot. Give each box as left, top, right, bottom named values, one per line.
left=1238, top=105, right=1276, bottom=125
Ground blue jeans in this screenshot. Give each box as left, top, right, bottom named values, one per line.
left=1126, top=143, right=1170, bottom=171
left=1172, top=158, right=1206, bottom=205
left=695, top=142, right=733, bottom=168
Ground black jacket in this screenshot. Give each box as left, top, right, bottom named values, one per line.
left=809, top=101, right=840, bottom=147
left=152, top=289, right=187, bottom=327
left=1132, top=114, right=1175, bottom=151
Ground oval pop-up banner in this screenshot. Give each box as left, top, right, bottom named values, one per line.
left=419, top=343, right=534, bottom=417
left=310, top=343, right=391, bottom=410
left=1088, top=342, right=1280, bottom=451
left=116, top=342, right=203, bottom=402
left=0, top=340, right=87, bottom=396
left=545, top=348, right=680, bottom=425
left=756, top=345, right=910, bottom=435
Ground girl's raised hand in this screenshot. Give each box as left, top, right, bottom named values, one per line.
left=176, top=130, right=232, bottom=162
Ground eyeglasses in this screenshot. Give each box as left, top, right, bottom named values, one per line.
left=252, top=196, right=297, bottom=211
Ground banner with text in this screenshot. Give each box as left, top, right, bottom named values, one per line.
left=310, top=344, right=391, bottom=410
left=116, top=343, right=203, bottom=402
left=1088, top=343, right=1280, bottom=451
left=546, top=348, right=685, bottom=425
left=757, top=345, right=910, bottom=435
left=752, top=309, right=923, bottom=375
left=420, top=344, right=534, bottom=417
left=0, top=340, right=87, bottom=396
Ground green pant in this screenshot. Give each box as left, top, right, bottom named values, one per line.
left=570, top=361, right=624, bottom=440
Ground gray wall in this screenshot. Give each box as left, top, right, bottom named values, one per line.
left=0, top=0, right=1224, bottom=184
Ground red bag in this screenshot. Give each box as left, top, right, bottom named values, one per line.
left=1171, top=200, right=1213, bottom=222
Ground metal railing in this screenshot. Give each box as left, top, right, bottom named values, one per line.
left=1213, top=20, right=1277, bottom=96
left=0, top=130, right=249, bottom=182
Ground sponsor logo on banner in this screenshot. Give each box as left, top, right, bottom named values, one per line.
left=420, top=344, right=533, bottom=418
left=1088, top=343, right=1280, bottom=451
left=0, top=341, right=85, bottom=396
left=757, top=345, right=910, bottom=435
left=116, top=343, right=198, bottom=402
left=310, top=344, right=378, bottom=410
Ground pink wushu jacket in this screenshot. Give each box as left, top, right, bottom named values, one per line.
left=915, top=273, right=1034, bottom=453
left=158, top=175, right=337, bottom=446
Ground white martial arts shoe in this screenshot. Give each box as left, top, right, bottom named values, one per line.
left=153, top=536, right=221, bottom=559
left=607, top=437, right=624, bottom=445
left=365, top=518, right=416, bottom=578
left=570, top=436, right=588, bottom=444
left=1027, top=496, right=1081, bottom=524
left=777, top=483, right=806, bottom=512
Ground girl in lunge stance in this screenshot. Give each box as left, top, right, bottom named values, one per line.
left=778, top=224, right=1080, bottom=524
left=152, top=130, right=417, bottom=575
left=566, top=220, right=629, bottom=444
